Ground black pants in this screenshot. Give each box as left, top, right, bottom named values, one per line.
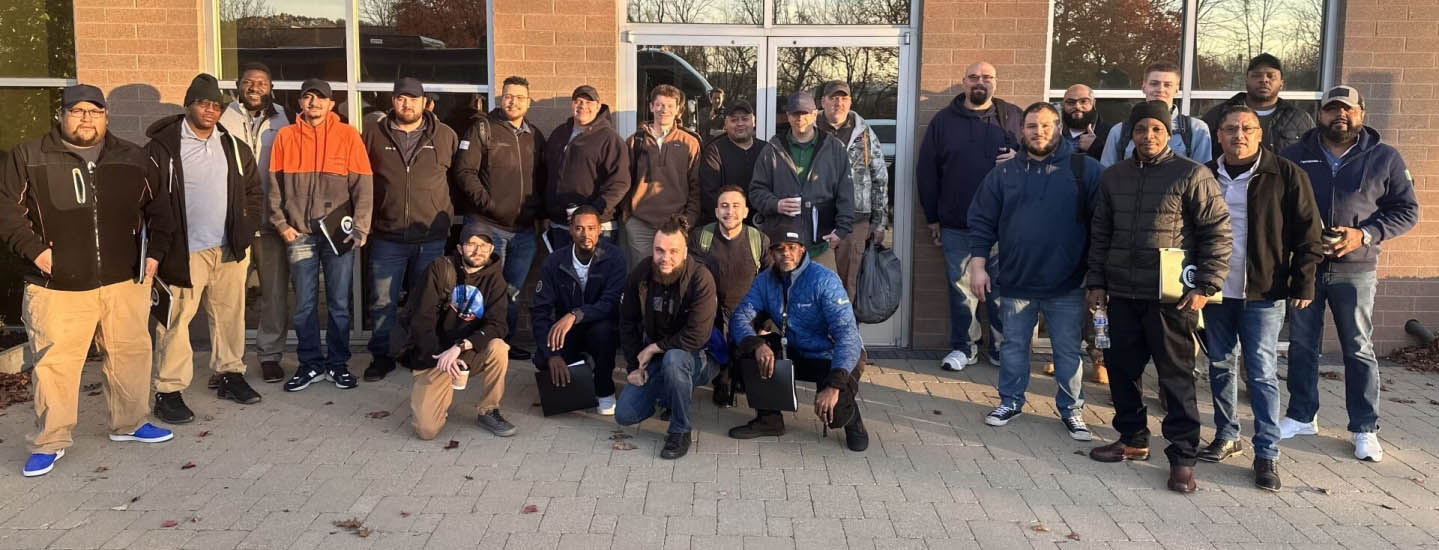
left=749, top=333, right=863, bottom=428
left=545, top=319, right=618, bottom=398
left=1105, top=297, right=1202, bottom=466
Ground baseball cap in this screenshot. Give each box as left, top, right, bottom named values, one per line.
left=61, top=84, right=107, bottom=110
left=724, top=100, right=754, bottom=117
left=821, top=80, right=851, bottom=97
left=393, top=77, right=424, bottom=98
left=571, top=85, right=600, bottom=102
left=764, top=215, right=805, bottom=248
left=785, top=91, right=816, bottom=114
left=300, top=78, right=332, bottom=99
left=459, top=224, right=496, bottom=245
left=1322, top=85, right=1364, bottom=109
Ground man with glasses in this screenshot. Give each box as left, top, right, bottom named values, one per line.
left=541, top=85, right=629, bottom=251
left=2, top=84, right=177, bottom=477
left=1060, top=84, right=1110, bottom=161
left=750, top=90, right=853, bottom=271
left=454, top=75, right=548, bottom=362
left=146, top=74, right=265, bottom=423
left=1202, top=54, right=1314, bottom=154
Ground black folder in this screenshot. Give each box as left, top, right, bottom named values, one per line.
left=311, top=203, right=356, bottom=256
left=740, top=358, right=798, bottom=412
left=534, top=356, right=600, bottom=416
left=150, top=278, right=173, bottom=328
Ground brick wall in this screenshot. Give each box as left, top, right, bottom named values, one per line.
left=492, top=0, right=618, bottom=133
left=911, top=0, right=1050, bottom=350
left=73, top=0, right=202, bottom=143
left=1338, top=0, right=1439, bottom=353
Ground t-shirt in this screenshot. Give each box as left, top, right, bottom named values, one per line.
left=62, top=140, right=101, bottom=166
left=787, top=134, right=817, bottom=181
left=698, top=137, right=768, bottom=226
left=572, top=248, right=592, bottom=291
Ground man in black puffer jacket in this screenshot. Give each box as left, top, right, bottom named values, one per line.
left=1085, top=100, right=1232, bottom=495
left=1200, top=54, right=1315, bottom=154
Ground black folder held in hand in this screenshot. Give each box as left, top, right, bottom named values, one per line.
left=311, top=203, right=357, bottom=256
left=150, top=278, right=173, bottom=328
left=740, top=358, right=798, bottom=412
left=535, top=355, right=599, bottom=416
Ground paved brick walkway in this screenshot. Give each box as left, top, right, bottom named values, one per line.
left=2, top=352, right=1438, bottom=549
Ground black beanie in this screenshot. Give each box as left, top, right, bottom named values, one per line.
left=1127, top=100, right=1172, bottom=134
left=184, top=73, right=223, bottom=106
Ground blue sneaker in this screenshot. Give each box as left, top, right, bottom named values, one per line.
left=23, top=450, right=63, bottom=477
left=284, top=364, right=324, bottom=392
left=109, top=423, right=174, bottom=443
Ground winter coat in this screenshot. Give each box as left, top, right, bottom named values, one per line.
left=730, top=255, right=862, bottom=374
left=916, top=94, right=1024, bottom=229
left=362, top=111, right=459, bottom=243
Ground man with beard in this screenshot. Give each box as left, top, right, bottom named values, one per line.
left=453, top=75, right=547, bottom=362
left=749, top=91, right=853, bottom=271
left=532, top=206, right=627, bottom=415
left=624, top=84, right=702, bottom=271
left=615, top=215, right=718, bottom=460
left=1, top=84, right=177, bottom=477
left=727, top=215, right=868, bottom=451
left=916, top=61, right=1024, bottom=372
left=697, top=100, right=769, bottom=226
left=1100, top=62, right=1213, bottom=167
left=402, top=226, right=515, bottom=439
left=220, top=62, right=292, bottom=384
left=146, top=74, right=265, bottom=424
left=1202, top=54, right=1314, bottom=154
left=542, top=85, right=629, bottom=250
left=689, top=185, right=770, bottom=407
left=1278, top=86, right=1417, bottom=463
left=966, top=102, right=1102, bottom=440
left=360, top=78, right=460, bottom=382
left=1060, top=84, right=1110, bottom=161
left=816, top=80, right=889, bottom=300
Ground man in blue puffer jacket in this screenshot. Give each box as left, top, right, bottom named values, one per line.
left=727, top=216, right=868, bottom=451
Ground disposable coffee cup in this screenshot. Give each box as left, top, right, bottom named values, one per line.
left=452, top=367, right=470, bottom=390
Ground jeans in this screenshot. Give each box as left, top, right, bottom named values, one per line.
left=1286, top=270, right=1380, bottom=433
left=367, top=238, right=446, bottom=359
left=288, top=234, right=355, bottom=368
left=465, top=220, right=538, bottom=339
left=939, top=228, right=977, bottom=354
left=996, top=289, right=1086, bottom=417
left=1203, top=299, right=1285, bottom=459
left=615, top=349, right=715, bottom=434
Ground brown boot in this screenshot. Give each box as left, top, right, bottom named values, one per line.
left=1042, top=362, right=1055, bottom=376
left=1088, top=348, right=1109, bottom=384
left=1168, top=465, right=1197, bottom=493
left=1089, top=440, right=1149, bottom=463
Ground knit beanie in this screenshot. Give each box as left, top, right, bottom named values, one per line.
left=1127, top=100, right=1172, bottom=134
left=184, top=74, right=223, bottom=106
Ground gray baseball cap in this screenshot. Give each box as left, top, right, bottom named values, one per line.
left=821, top=80, right=851, bottom=97
left=1322, top=85, right=1364, bottom=109
left=785, top=91, right=816, bottom=114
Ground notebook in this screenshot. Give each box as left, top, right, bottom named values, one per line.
left=740, top=357, right=798, bottom=412
left=150, top=278, right=173, bottom=328
left=311, top=203, right=357, bottom=256
left=534, top=357, right=600, bottom=416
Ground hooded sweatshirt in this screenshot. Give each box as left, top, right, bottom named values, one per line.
left=452, top=108, right=547, bottom=231
left=267, top=111, right=373, bottom=239
left=362, top=110, right=458, bottom=243
left=749, top=127, right=855, bottom=243
left=916, top=94, right=1024, bottom=230
left=404, top=252, right=509, bottom=369
left=626, top=123, right=702, bottom=227
left=219, top=100, right=288, bottom=232
left=542, top=105, right=630, bottom=224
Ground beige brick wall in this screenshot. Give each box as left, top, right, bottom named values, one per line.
left=492, top=0, right=618, bottom=134
left=73, top=0, right=202, bottom=143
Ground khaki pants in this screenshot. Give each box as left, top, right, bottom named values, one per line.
left=410, top=339, right=509, bottom=440
left=24, top=281, right=153, bottom=453
left=831, top=218, right=871, bottom=302
left=153, top=247, right=251, bottom=393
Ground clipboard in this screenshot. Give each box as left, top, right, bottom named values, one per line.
left=311, top=203, right=356, bottom=256
left=534, top=355, right=600, bottom=416
left=740, top=357, right=798, bottom=412
left=1159, top=248, right=1223, bottom=303
left=150, top=278, right=174, bottom=328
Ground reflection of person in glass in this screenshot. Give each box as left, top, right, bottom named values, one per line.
left=816, top=80, right=889, bottom=301
left=699, top=87, right=726, bottom=139
left=540, top=85, right=630, bottom=250
left=1099, top=62, right=1213, bottom=166
left=1201, top=54, right=1315, bottom=154
left=698, top=100, right=770, bottom=227
left=624, top=85, right=702, bottom=272
left=749, top=91, right=853, bottom=272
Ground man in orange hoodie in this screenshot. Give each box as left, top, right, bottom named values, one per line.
left=267, top=78, right=373, bottom=393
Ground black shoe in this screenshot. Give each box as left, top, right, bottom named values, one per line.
left=1197, top=438, right=1243, bottom=463
left=216, top=373, right=262, bottom=404
left=660, top=432, right=691, bottom=460
left=153, top=391, right=194, bottom=424
left=1254, top=458, right=1281, bottom=491
left=327, top=366, right=358, bottom=389
left=508, top=347, right=532, bottom=361
left=364, top=356, right=395, bottom=382
left=284, top=364, right=324, bottom=392
left=728, top=414, right=785, bottom=439
left=477, top=410, right=518, bottom=437
left=712, top=381, right=736, bottom=408
left=206, top=374, right=221, bottom=390
left=260, top=361, right=285, bottom=383
left=844, top=415, right=869, bottom=452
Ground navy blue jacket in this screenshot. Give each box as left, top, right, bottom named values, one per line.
left=1280, top=126, right=1418, bottom=273
left=917, top=94, right=1024, bottom=229
left=730, top=256, right=862, bottom=373
left=530, top=240, right=627, bottom=366
left=967, top=140, right=1102, bottom=299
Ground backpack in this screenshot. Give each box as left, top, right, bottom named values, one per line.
left=697, top=223, right=763, bottom=271
left=1116, top=113, right=1194, bottom=159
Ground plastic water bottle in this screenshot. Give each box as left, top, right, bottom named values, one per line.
left=1093, top=306, right=1111, bottom=349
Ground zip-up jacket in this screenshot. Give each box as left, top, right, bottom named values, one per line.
left=619, top=257, right=717, bottom=372
left=1280, top=126, right=1419, bottom=273
left=542, top=105, right=630, bottom=224
left=362, top=111, right=458, bottom=243
left=530, top=240, right=627, bottom=367
left=453, top=108, right=547, bottom=231
left=404, top=253, right=508, bottom=370
left=749, top=128, right=855, bottom=242
left=1201, top=93, right=1315, bottom=154
left=144, top=115, right=262, bottom=288
left=0, top=128, right=173, bottom=291
left=625, top=124, right=702, bottom=227
left=818, top=112, right=890, bottom=231
left=730, top=255, right=862, bottom=374
left=916, top=94, right=1024, bottom=229
left=1204, top=151, right=1325, bottom=300
left=267, top=111, right=373, bottom=238
left=1085, top=147, right=1232, bottom=300
left=219, top=101, right=288, bottom=232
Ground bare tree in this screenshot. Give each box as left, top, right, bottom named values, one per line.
left=220, top=0, right=273, bottom=22
left=360, top=0, right=398, bottom=26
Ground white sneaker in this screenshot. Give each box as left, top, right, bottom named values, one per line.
left=941, top=350, right=969, bottom=372
left=1352, top=432, right=1384, bottom=462
left=597, top=395, right=617, bottom=416
left=1278, top=417, right=1318, bottom=440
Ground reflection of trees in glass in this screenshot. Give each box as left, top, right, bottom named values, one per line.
left=1194, top=0, right=1322, bottom=90
left=0, top=0, right=76, bottom=79
left=628, top=0, right=764, bottom=24
left=778, top=47, right=899, bottom=119
left=363, top=0, right=487, bottom=49
left=773, top=0, right=910, bottom=25
left=1051, top=0, right=1182, bottom=90
left=637, top=45, right=757, bottom=128
left=0, top=88, right=61, bottom=325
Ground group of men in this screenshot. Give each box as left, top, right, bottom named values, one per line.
left=921, top=55, right=1417, bottom=494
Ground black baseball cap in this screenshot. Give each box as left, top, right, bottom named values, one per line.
left=393, top=77, right=424, bottom=98
left=785, top=91, right=816, bottom=114
left=572, top=85, right=600, bottom=102
left=61, top=84, right=106, bottom=110
left=300, top=78, right=332, bottom=99
left=764, top=215, right=805, bottom=247
left=724, top=100, right=754, bottom=117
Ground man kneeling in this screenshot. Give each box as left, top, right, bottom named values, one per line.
left=728, top=217, right=868, bottom=451
left=403, top=226, right=515, bottom=439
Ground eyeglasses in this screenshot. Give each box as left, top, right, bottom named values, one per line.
left=965, top=75, right=997, bottom=83
left=1062, top=98, right=1094, bottom=107
left=192, top=100, right=223, bottom=112
left=1220, top=125, right=1262, bottom=135
left=66, top=108, right=106, bottom=119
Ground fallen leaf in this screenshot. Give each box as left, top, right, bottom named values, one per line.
left=612, top=441, right=637, bottom=451
left=521, top=504, right=539, bottom=514
left=197, top=431, right=210, bottom=438
left=1414, top=477, right=1426, bottom=485
left=94, top=466, right=108, bottom=473
left=1030, top=523, right=1051, bottom=532
left=932, top=410, right=942, bottom=415
left=334, top=519, right=363, bottom=528
left=324, top=401, right=334, bottom=405
left=161, top=520, right=178, bottom=528
left=130, top=496, right=140, bottom=503
left=190, top=517, right=200, bottom=523
left=110, top=504, right=128, bottom=511
left=366, top=411, right=391, bottom=419
left=464, top=475, right=474, bottom=481
left=180, top=462, right=196, bottom=470
left=282, top=509, right=290, bottom=513
left=444, top=440, right=459, bottom=450
left=1316, top=487, right=1332, bottom=495
left=1430, top=400, right=1439, bottom=406
left=1073, top=450, right=1085, bottom=456
left=1380, top=503, right=1396, bottom=510
left=1318, top=371, right=1342, bottom=381
left=1067, top=533, right=1082, bottom=541
left=357, top=527, right=371, bottom=537
left=609, top=432, right=632, bottom=440
left=1390, top=397, right=1417, bottom=404
left=399, top=511, right=411, bottom=518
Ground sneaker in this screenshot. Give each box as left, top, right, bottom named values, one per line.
left=216, top=373, right=262, bottom=404
left=508, top=347, right=533, bottom=361
left=985, top=405, right=1020, bottom=426
left=1278, top=417, right=1318, bottom=439
left=1352, top=432, right=1383, bottom=462
left=660, top=432, right=691, bottom=460
left=1197, top=438, right=1243, bottom=463
left=844, top=416, right=869, bottom=452
left=22, top=450, right=63, bottom=477
left=206, top=374, right=221, bottom=390
left=260, top=360, right=285, bottom=383
left=326, top=366, right=358, bottom=389
left=284, top=365, right=324, bottom=392
left=153, top=391, right=194, bottom=424
left=1254, top=458, right=1281, bottom=491
left=728, top=414, right=786, bottom=439
left=1062, top=415, right=1093, bottom=441
left=940, top=350, right=969, bottom=372
left=477, top=410, right=518, bottom=437
left=597, top=395, right=617, bottom=416
left=363, top=356, right=395, bottom=382
left=110, top=423, right=174, bottom=443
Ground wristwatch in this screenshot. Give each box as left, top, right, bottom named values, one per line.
left=1361, top=228, right=1374, bottom=247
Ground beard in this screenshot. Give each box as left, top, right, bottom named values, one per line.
left=462, top=252, right=489, bottom=270
left=1321, top=121, right=1360, bottom=144
left=394, top=109, right=422, bottom=125
left=1063, top=108, right=1096, bottom=130
left=243, top=93, right=272, bottom=113
left=64, top=127, right=102, bottom=147
left=967, top=86, right=990, bottom=105
left=1023, top=136, right=1059, bottom=158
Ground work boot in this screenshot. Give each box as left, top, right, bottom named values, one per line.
left=1168, top=465, right=1197, bottom=493
left=728, top=413, right=785, bottom=439
left=660, top=432, right=691, bottom=459
left=843, top=414, right=869, bottom=452
left=1089, top=440, right=1149, bottom=462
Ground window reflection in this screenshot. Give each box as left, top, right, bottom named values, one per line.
left=359, top=0, right=488, bottom=84
left=0, top=0, right=76, bottom=79
left=1194, top=0, right=1323, bottom=90
left=776, top=46, right=899, bottom=122
left=774, top=0, right=910, bottom=25
left=628, top=0, right=765, bottom=24
left=1050, top=0, right=1183, bottom=90
left=219, top=0, right=348, bottom=81
left=636, top=45, right=758, bottom=133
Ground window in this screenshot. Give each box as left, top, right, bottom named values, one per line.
left=628, top=0, right=764, bottom=24
left=219, top=0, right=348, bottom=82
left=1193, top=0, right=1324, bottom=91
left=0, top=0, right=76, bottom=79
left=774, top=0, right=911, bottom=26
left=628, top=0, right=909, bottom=25
left=1051, top=0, right=1182, bottom=91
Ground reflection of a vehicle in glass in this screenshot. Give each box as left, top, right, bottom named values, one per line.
left=637, top=48, right=715, bottom=129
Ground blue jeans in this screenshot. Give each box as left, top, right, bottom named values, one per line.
left=366, top=238, right=446, bottom=359
left=466, top=221, right=539, bottom=338
left=288, top=234, right=355, bottom=368
left=996, top=289, right=1086, bottom=416
left=940, top=228, right=976, bottom=354
left=615, top=349, right=715, bottom=434
left=1286, top=270, right=1380, bottom=433
left=1203, top=299, right=1285, bottom=459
